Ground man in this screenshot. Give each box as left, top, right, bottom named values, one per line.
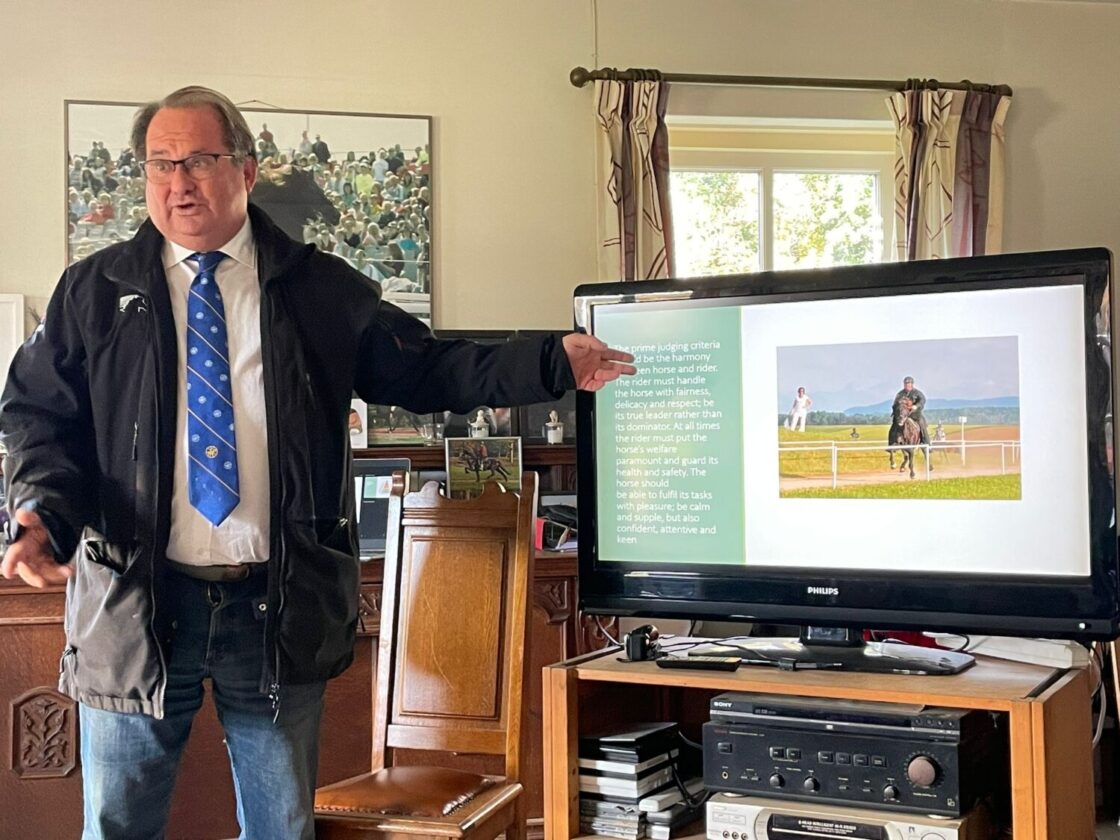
left=311, top=133, right=331, bottom=165
left=373, top=148, right=389, bottom=183
left=0, top=85, right=634, bottom=840
left=892, top=375, right=931, bottom=454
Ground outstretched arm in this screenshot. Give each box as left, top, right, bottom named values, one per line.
left=561, top=333, right=636, bottom=392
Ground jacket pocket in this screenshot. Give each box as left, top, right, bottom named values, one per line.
left=314, top=516, right=354, bottom=555
left=80, top=529, right=142, bottom=575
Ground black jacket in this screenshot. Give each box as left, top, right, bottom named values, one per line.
left=0, top=205, right=572, bottom=717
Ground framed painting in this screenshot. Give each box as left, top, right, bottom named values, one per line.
left=366, top=405, right=437, bottom=446
left=0, top=294, right=25, bottom=383
left=444, top=436, right=522, bottom=499
left=64, top=100, right=433, bottom=323
left=349, top=398, right=368, bottom=448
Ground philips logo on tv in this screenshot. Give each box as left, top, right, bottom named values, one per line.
left=807, top=586, right=839, bottom=596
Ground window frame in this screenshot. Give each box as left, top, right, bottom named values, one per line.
left=669, top=123, right=896, bottom=272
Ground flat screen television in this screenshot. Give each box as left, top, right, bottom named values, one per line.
left=575, top=248, right=1119, bottom=674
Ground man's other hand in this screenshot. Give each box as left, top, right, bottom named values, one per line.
left=562, top=333, right=637, bottom=392
left=0, top=508, right=71, bottom=588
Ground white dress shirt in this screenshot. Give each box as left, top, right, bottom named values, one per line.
left=163, top=218, right=270, bottom=566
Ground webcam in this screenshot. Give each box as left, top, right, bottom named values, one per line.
left=623, top=624, right=661, bottom=661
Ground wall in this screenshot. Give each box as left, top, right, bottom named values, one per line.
left=596, top=0, right=1120, bottom=260
left=0, top=0, right=599, bottom=330
left=1, top=0, right=1118, bottom=332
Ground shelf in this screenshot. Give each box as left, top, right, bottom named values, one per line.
left=543, top=649, right=1095, bottom=840
left=354, top=443, right=575, bottom=469
left=570, top=651, right=1058, bottom=710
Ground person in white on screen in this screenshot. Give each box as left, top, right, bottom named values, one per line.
left=787, top=386, right=812, bottom=432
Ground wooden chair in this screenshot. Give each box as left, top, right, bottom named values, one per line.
left=315, top=471, right=539, bottom=840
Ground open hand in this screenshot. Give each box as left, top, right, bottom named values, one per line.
left=561, top=333, right=637, bottom=392
left=0, top=508, right=71, bottom=588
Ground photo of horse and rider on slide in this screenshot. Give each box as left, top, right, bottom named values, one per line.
left=776, top=336, right=1022, bottom=500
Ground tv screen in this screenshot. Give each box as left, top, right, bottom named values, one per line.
left=575, top=249, right=1119, bottom=643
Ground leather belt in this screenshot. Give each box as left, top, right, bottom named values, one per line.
left=166, top=559, right=267, bottom=582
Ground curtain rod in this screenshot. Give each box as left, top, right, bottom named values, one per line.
left=569, top=67, right=1012, bottom=97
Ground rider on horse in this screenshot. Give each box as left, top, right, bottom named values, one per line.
left=892, top=376, right=930, bottom=448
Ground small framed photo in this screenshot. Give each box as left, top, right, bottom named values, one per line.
left=367, top=404, right=433, bottom=445
left=444, top=436, right=522, bottom=498
left=349, top=398, right=368, bottom=447
left=519, top=390, right=576, bottom=444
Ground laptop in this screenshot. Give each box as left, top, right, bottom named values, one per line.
left=353, top=457, right=411, bottom=559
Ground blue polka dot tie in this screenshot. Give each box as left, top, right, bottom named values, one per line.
left=186, top=251, right=239, bottom=525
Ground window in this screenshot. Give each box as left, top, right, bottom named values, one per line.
left=668, top=121, right=895, bottom=277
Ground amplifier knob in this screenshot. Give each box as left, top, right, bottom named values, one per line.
left=882, top=784, right=900, bottom=801
left=906, top=755, right=940, bottom=788
left=802, top=776, right=820, bottom=792
left=769, top=773, right=785, bottom=789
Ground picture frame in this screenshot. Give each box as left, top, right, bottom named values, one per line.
left=444, top=436, right=522, bottom=498
left=348, top=398, right=368, bottom=448
left=64, top=100, right=433, bottom=324
left=366, top=405, right=438, bottom=446
left=0, top=294, right=26, bottom=383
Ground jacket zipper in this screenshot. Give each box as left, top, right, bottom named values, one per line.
left=260, top=276, right=285, bottom=716
left=144, top=293, right=169, bottom=720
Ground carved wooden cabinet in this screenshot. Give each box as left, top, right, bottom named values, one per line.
left=0, top=551, right=605, bottom=838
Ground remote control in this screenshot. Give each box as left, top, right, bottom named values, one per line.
left=655, top=655, right=741, bottom=671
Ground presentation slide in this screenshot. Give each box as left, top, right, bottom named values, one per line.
left=592, top=283, right=1090, bottom=577
left=594, top=304, right=746, bottom=565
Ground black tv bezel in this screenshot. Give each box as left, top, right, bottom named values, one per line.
left=574, top=248, right=1120, bottom=640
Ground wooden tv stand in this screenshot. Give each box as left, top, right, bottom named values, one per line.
left=542, top=650, right=1094, bottom=840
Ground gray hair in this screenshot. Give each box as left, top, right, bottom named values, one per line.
left=131, top=86, right=256, bottom=162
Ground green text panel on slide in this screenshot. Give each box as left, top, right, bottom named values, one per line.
left=594, top=305, right=745, bottom=565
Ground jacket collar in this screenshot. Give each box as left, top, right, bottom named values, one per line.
left=102, top=203, right=312, bottom=292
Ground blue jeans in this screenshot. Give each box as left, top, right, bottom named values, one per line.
left=79, top=570, right=326, bottom=840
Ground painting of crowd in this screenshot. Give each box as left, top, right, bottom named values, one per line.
left=67, top=141, right=147, bottom=260
left=66, top=125, right=431, bottom=303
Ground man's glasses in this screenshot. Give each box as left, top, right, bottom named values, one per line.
left=140, top=153, right=238, bottom=184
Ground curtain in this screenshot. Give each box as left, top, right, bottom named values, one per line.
left=595, top=78, right=675, bottom=281
left=887, top=86, right=1010, bottom=260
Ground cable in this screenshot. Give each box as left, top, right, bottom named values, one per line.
left=666, top=733, right=709, bottom=811
left=946, top=634, right=972, bottom=653
left=1089, top=641, right=1106, bottom=748
left=677, top=731, right=702, bottom=751
left=658, top=639, right=709, bottom=656
left=595, top=615, right=621, bottom=647
left=669, top=760, right=711, bottom=811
